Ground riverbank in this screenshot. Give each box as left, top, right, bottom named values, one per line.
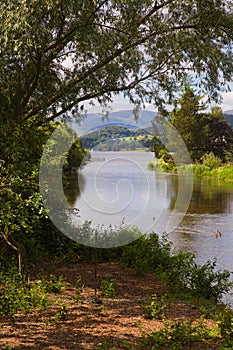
left=148, top=159, right=233, bottom=182
left=1, top=233, right=233, bottom=349
left=0, top=260, right=232, bottom=350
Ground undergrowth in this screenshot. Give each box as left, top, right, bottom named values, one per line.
left=1, top=230, right=233, bottom=349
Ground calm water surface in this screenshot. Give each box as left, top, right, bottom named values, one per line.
left=67, top=151, right=233, bottom=304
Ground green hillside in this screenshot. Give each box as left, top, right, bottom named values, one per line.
left=81, top=125, right=153, bottom=151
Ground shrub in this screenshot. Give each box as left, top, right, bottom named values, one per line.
left=44, top=274, right=66, bottom=293
left=189, top=260, right=232, bottom=301
left=121, top=234, right=233, bottom=302
left=217, top=307, right=233, bottom=338
left=139, top=319, right=212, bottom=350
left=76, top=276, right=83, bottom=301
left=0, top=269, right=48, bottom=320
left=101, top=277, right=115, bottom=298
left=211, top=165, right=233, bottom=181
left=202, top=152, right=222, bottom=169
left=141, top=293, right=169, bottom=319
left=121, top=233, right=172, bottom=275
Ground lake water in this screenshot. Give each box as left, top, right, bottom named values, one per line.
left=66, top=151, right=233, bottom=304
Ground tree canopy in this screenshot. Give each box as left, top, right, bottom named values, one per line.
left=1, top=0, right=233, bottom=270
left=1, top=0, right=233, bottom=129
left=169, top=87, right=233, bottom=161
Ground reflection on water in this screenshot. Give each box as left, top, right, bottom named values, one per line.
left=65, top=151, right=233, bottom=304
left=169, top=176, right=233, bottom=214
left=162, top=173, right=233, bottom=306
left=64, top=173, right=85, bottom=206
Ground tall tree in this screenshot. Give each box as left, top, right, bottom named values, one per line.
left=1, top=0, right=233, bottom=132
left=206, top=107, right=233, bottom=159
left=170, top=88, right=233, bottom=161
left=1, top=0, right=233, bottom=268
left=169, top=87, right=209, bottom=161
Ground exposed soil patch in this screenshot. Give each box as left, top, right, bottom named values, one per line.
left=0, top=262, right=220, bottom=349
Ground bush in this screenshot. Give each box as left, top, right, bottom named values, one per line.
left=141, top=293, right=169, bottom=319
left=121, top=234, right=171, bottom=275
left=211, top=165, right=233, bottom=181
left=101, top=277, right=115, bottom=298
left=202, top=152, right=222, bottom=169
left=0, top=269, right=48, bottom=320
left=121, top=233, right=233, bottom=302
left=189, top=260, right=232, bottom=301
left=139, top=319, right=212, bottom=350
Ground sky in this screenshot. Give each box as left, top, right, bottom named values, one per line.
left=220, top=91, right=233, bottom=111
left=84, top=89, right=233, bottom=114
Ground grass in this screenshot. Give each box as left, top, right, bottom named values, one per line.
left=148, top=159, right=233, bottom=182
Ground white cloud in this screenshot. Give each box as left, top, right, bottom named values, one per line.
left=220, top=91, right=233, bottom=112
left=84, top=88, right=233, bottom=114
left=85, top=102, right=135, bottom=113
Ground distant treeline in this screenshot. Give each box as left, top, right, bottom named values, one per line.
left=81, top=126, right=153, bottom=151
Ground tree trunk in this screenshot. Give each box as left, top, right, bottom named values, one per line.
left=1, top=232, right=24, bottom=279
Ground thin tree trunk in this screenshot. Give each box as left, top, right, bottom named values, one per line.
left=1, top=232, right=23, bottom=279
left=94, top=249, right=98, bottom=301
left=94, top=230, right=98, bottom=302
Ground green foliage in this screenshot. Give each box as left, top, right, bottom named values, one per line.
left=121, top=233, right=233, bottom=302
left=2, top=0, right=233, bottom=277
left=93, top=308, right=233, bottom=350
left=0, top=345, right=12, bottom=350
left=188, top=261, right=232, bottom=301
left=0, top=268, right=70, bottom=322
left=169, top=88, right=233, bottom=162
left=75, top=276, right=83, bottom=301
left=93, top=307, right=233, bottom=350
left=177, top=163, right=233, bottom=181
left=169, top=87, right=209, bottom=162
left=141, top=293, right=169, bottom=320
left=211, top=165, right=233, bottom=181
left=63, top=138, right=90, bottom=173
left=54, top=303, right=68, bottom=322
left=217, top=307, right=233, bottom=339
left=202, top=152, right=222, bottom=169
left=0, top=122, right=88, bottom=273
left=148, top=157, right=176, bottom=172
left=2, top=0, right=233, bottom=126
left=81, top=126, right=153, bottom=151
left=217, top=307, right=233, bottom=349
left=161, top=251, right=233, bottom=301
left=42, top=274, right=66, bottom=294
left=152, top=136, right=166, bottom=158
left=121, top=233, right=172, bottom=276
left=101, top=277, right=115, bottom=298
left=45, top=303, right=68, bottom=325
left=0, top=269, right=48, bottom=320
left=139, top=319, right=213, bottom=350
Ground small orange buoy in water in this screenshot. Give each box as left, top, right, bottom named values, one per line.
left=215, top=230, right=222, bottom=238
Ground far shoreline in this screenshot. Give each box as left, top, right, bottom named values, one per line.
left=148, top=159, right=233, bottom=182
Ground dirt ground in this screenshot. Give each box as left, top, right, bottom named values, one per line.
left=0, top=262, right=220, bottom=350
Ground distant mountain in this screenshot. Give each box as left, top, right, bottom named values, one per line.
left=73, top=109, right=157, bottom=136
left=223, top=110, right=233, bottom=127
left=223, top=110, right=233, bottom=115
left=88, top=122, right=139, bottom=132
